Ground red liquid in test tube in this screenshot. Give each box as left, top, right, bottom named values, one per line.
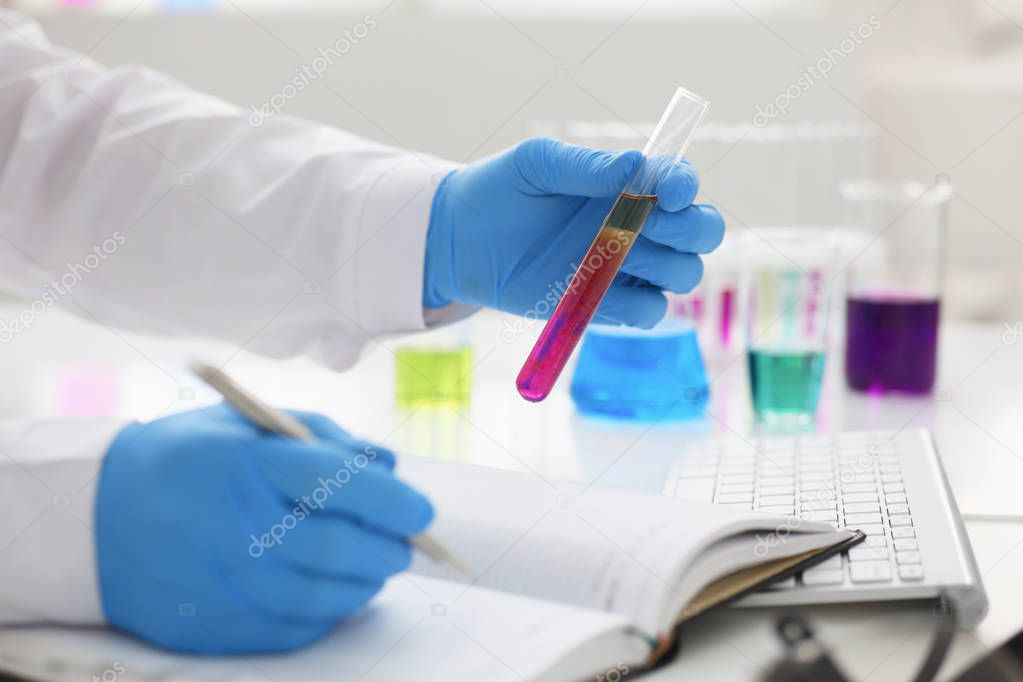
left=515, top=87, right=710, bottom=402
left=516, top=197, right=652, bottom=401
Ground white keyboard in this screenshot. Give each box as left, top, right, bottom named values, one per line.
left=663, top=428, right=989, bottom=626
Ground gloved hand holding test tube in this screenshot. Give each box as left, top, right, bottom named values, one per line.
left=516, top=87, right=711, bottom=402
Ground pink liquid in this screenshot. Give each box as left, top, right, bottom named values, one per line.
left=516, top=194, right=653, bottom=401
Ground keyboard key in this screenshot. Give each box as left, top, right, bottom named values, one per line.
left=802, top=511, right=838, bottom=522
left=850, top=561, right=893, bottom=583
left=849, top=546, right=889, bottom=561
left=760, top=463, right=795, bottom=479
left=883, top=482, right=905, bottom=493
left=843, top=492, right=878, bottom=504
left=719, top=483, right=755, bottom=495
left=760, top=505, right=796, bottom=516
left=898, top=565, right=925, bottom=581
left=893, top=538, right=918, bottom=551
left=759, top=494, right=794, bottom=507
left=889, top=515, right=913, bottom=527
left=892, top=527, right=916, bottom=539
left=716, top=492, right=753, bottom=504
left=845, top=513, right=883, bottom=526
left=672, top=478, right=716, bottom=502
left=863, top=535, right=887, bottom=547
left=859, top=524, right=886, bottom=536
left=761, top=485, right=794, bottom=496
left=844, top=502, right=880, bottom=514
left=800, top=487, right=837, bottom=500
left=842, top=483, right=876, bottom=493
left=885, top=493, right=907, bottom=504
left=896, top=551, right=922, bottom=565
left=887, top=503, right=910, bottom=515
left=801, top=500, right=837, bottom=512
left=721, top=501, right=754, bottom=509
left=801, top=569, right=844, bottom=586
left=720, top=473, right=755, bottom=485
left=881, top=473, right=902, bottom=483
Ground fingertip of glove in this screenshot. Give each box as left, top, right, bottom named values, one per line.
left=402, top=486, right=436, bottom=534
left=599, top=288, right=667, bottom=329
left=657, top=162, right=700, bottom=212
left=608, top=149, right=644, bottom=185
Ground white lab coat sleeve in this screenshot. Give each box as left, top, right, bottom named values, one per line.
left=0, top=10, right=467, bottom=371
left=0, top=12, right=471, bottom=626
left=0, top=417, right=129, bottom=624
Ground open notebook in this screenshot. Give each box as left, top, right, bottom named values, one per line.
left=0, top=457, right=862, bottom=682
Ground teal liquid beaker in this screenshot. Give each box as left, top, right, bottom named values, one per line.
left=740, top=228, right=837, bottom=426
left=569, top=302, right=709, bottom=421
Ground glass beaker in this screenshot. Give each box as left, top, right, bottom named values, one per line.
left=569, top=294, right=709, bottom=421
left=840, top=179, right=951, bottom=394
left=740, top=228, right=837, bottom=425
left=394, top=322, right=473, bottom=408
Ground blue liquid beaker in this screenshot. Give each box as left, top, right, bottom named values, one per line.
left=569, top=317, right=709, bottom=421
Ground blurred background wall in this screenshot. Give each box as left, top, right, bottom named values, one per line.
left=8, top=0, right=1023, bottom=321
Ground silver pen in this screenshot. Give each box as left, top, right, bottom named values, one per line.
left=189, top=361, right=472, bottom=580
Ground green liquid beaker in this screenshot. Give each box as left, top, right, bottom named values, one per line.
left=395, top=345, right=473, bottom=408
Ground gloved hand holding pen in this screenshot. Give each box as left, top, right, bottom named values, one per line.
left=96, top=404, right=434, bottom=654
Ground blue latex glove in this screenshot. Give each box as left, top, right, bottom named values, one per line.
left=423, top=137, right=725, bottom=327
left=95, top=404, right=433, bottom=654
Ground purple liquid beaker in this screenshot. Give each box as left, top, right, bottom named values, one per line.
left=845, top=293, right=940, bottom=393
left=840, top=180, right=951, bottom=394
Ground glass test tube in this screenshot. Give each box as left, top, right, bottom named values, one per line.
left=516, top=87, right=710, bottom=402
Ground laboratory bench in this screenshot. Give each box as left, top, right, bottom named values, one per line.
left=2, top=304, right=1023, bottom=680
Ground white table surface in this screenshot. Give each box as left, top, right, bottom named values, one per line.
left=2, top=304, right=1022, bottom=681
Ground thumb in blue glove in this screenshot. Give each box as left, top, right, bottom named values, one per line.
left=423, top=137, right=725, bottom=328
left=95, top=403, right=432, bottom=654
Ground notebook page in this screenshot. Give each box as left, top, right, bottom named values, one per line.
left=0, top=578, right=645, bottom=682
left=400, top=457, right=834, bottom=632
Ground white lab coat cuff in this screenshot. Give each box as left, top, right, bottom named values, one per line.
left=353, top=157, right=474, bottom=335
left=0, top=418, right=129, bottom=624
